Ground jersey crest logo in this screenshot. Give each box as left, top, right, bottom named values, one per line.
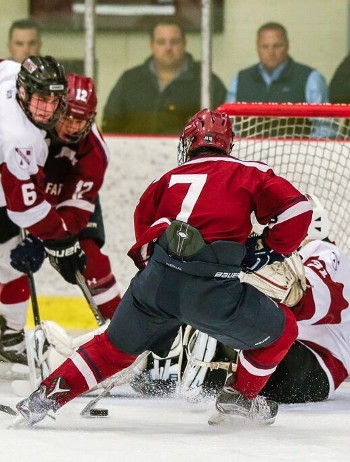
left=15, top=147, right=32, bottom=169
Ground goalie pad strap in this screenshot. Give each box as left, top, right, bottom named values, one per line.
left=186, top=357, right=231, bottom=371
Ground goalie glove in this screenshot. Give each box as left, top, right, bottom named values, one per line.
left=243, top=234, right=288, bottom=272
left=44, top=235, right=87, bottom=285
left=240, top=251, right=307, bottom=307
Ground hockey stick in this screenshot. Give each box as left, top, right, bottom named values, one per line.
left=80, top=350, right=150, bottom=416
left=20, top=229, right=50, bottom=388
left=0, top=404, right=17, bottom=416
left=75, top=270, right=106, bottom=327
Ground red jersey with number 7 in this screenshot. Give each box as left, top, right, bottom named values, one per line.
left=128, top=154, right=312, bottom=268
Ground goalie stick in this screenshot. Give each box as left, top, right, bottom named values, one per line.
left=80, top=350, right=150, bottom=416
left=75, top=270, right=106, bottom=327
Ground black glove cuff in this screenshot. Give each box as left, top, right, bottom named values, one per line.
left=44, top=235, right=80, bottom=257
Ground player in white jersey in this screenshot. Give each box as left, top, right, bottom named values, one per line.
left=261, top=237, right=350, bottom=403
left=0, top=57, right=66, bottom=364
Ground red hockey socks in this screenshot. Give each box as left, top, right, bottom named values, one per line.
left=233, top=305, right=298, bottom=399
left=42, top=331, right=136, bottom=407
left=80, top=239, right=122, bottom=319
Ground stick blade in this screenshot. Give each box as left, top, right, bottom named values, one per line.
left=0, top=404, right=17, bottom=416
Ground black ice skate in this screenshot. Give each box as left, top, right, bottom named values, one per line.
left=0, top=315, right=27, bottom=365
left=210, top=387, right=279, bottom=426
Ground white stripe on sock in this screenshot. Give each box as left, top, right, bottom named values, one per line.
left=239, top=351, right=277, bottom=377
left=71, top=351, right=98, bottom=388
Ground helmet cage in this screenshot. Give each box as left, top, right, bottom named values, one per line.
left=177, top=109, right=234, bottom=166
left=177, top=135, right=195, bottom=166
left=17, top=56, right=67, bottom=130
left=53, top=73, right=97, bottom=143
left=54, top=116, right=92, bottom=143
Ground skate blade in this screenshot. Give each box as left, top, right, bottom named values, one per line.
left=208, top=411, right=229, bottom=426
left=8, top=413, right=27, bottom=429
left=8, top=412, right=55, bottom=429
left=208, top=411, right=276, bottom=426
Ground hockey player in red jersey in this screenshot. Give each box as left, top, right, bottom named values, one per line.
left=5, top=72, right=123, bottom=364
left=0, top=56, right=66, bottom=364
left=15, top=108, right=312, bottom=426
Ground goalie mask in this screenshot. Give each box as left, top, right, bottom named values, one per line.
left=52, top=73, right=97, bottom=143
left=305, top=194, right=330, bottom=241
left=17, top=56, right=67, bottom=130
left=177, top=109, right=234, bottom=165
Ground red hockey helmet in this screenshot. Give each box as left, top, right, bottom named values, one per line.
left=53, top=72, right=97, bottom=142
left=177, top=109, right=234, bottom=165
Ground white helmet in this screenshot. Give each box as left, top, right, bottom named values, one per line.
left=305, top=194, right=330, bottom=240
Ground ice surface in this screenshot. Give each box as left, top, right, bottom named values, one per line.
left=0, top=378, right=349, bottom=462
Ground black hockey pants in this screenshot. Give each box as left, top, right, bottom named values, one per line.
left=107, top=240, right=285, bottom=357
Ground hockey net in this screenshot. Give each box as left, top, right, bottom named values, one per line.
left=217, top=103, right=350, bottom=256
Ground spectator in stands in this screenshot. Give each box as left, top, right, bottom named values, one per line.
left=102, top=20, right=226, bottom=135
left=329, top=54, right=350, bottom=103
left=7, top=18, right=42, bottom=63
left=226, top=22, right=328, bottom=105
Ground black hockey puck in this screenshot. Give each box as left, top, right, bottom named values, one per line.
left=89, top=408, right=109, bottom=417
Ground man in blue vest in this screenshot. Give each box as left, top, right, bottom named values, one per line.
left=225, top=23, right=328, bottom=137
left=226, top=22, right=328, bottom=105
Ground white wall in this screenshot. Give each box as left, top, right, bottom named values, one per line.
left=36, top=135, right=178, bottom=296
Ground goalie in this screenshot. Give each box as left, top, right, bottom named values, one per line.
left=137, top=195, right=349, bottom=404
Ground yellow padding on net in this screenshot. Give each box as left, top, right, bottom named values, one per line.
left=26, top=296, right=98, bottom=329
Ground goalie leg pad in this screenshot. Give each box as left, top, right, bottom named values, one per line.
left=130, top=327, right=184, bottom=396
left=180, top=330, right=237, bottom=402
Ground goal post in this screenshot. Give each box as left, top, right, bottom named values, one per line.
left=216, top=102, right=350, bottom=256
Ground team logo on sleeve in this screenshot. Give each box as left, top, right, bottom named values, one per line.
left=15, top=147, right=33, bottom=169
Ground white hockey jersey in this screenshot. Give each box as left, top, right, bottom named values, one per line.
left=0, top=59, right=68, bottom=239
left=295, top=240, right=350, bottom=396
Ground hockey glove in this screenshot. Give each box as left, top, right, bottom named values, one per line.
left=242, top=235, right=288, bottom=273
left=10, top=234, right=45, bottom=274
left=44, top=235, right=87, bottom=285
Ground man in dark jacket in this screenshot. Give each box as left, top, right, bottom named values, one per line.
left=102, top=20, right=226, bottom=135
left=329, top=53, right=350, bottom=103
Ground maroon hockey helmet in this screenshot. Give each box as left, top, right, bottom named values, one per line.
left=177, top=109, right=234, bottom=165
left=53, top=72, right=97, bottom=142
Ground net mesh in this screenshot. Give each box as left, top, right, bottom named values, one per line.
left=217, top=103, right=350, bottom=256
